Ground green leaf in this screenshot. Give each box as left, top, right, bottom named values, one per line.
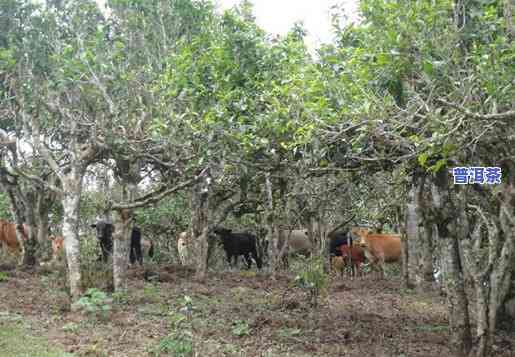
left=430, top=158, right=447, bottom=173
left=417, top=153, right=429, bottom=167
left=422, top=61, right=433, bottom=75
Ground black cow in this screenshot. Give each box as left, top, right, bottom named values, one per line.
left=129, top=226, right=143, bottom=265
left=213, top=227, right=262, bottom=270
left=91, top=221, right=113, bottom=262
left=90, top=222, right=153, bottom=265
left=328, top=230, right=354, bottom=256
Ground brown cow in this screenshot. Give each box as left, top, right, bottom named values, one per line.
left=353, top=228, right=401, bottom=279
left=49, top=235, right=65, bottom=261
left=339, top=244, right=366, bottom=277
left=0, top=220, right=27, bottom=255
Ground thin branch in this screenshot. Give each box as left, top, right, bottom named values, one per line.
left=112, top=167, right=208, bottom=210
left=437, top=99, right=515, bottom=120
left=12, top=167, right=63, bottom=194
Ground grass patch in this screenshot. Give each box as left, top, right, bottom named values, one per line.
left=416, top=324, right=449, bottom=332
left=0, top=320, right=71, bottom=357
left=277, top=327, right=302, bottom=339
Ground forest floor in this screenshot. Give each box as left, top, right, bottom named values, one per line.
left=0, top=263, right=514, bottom=357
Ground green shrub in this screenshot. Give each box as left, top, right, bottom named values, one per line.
left=231, top=320, right=251, bottom=337
left=152, top=331, right=193, bottom=357
left=143, top=283, right=161, bottom=302
left=292, top=255, right=329, bottom=308
left=112, top=291, right=130, bottom=305
left=73, top=288, right=111, bottom=320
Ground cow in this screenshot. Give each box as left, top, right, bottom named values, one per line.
left=0, top=219, right=27, bottom=255
left=331, top=256, right=345, bottom=276
left=328, top=229, right=354, bottom=256
left=276, top=229, right=312, bottom=268
left=338, top=244, right=366, bottom=277
left=177, top=231, right=189, bottom=265
left=91, top=221, right=113, bottom=262
left=49, top=235, right=65, bottom=261
left=90, top=222, right=153, bottom=265
left=213, top=227, right=262, bottom=270
left=353, top=228, right=401, bottom=279
left=350, top=226, right=372, bottom=239
left=177, top=230, right=217, bottom=266
left=129, top=227, right=155, bottom=265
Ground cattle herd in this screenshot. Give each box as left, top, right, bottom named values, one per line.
left=0, top=217, right=403, bottom=278
left=176, top=225, right=402, bottom=278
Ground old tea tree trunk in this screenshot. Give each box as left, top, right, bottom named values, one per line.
left=264, top=172, right=280, bottom=277
left=31, top=114, right=107, bottom=302
left=111, top=157, right=141, bottom=292
left=112, top=207, right=133, bottom=292
left=430, top=167, right=472, bottom=356
left=112, top=179, right=139, bottom=292
left=405, top=174, right=420, bottom=287
left=61, top=167, right=86, bottom=301
left=460, top=163, right=515, bottom=357
left=192, top=168, right=211, bottom=281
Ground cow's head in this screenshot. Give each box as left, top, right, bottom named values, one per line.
left=348, top=226, right=369, bottom=248
left=49, top=235, right=65, bottom=259
left=178, top=232, right=188, bottom=247
left=49, top=235, right=64, bottom=250
left=90, top=221, right=113, bottom=242
left=213, top=226, right=231, bottom=237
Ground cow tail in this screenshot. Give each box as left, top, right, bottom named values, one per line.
left=148, top=242, right=155, bottom=258
left=254, top=247, right=263, bottom=269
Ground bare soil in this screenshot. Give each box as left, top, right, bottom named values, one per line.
left=0, top=264, right=514, bottom=356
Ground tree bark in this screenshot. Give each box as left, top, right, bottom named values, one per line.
left=406, top=178, right=419, bottom=286
left=61, top=171, right=83, bottom=301
left=35, top=185, right=56, bottom=258
left=192, top=169, right=211, bottom=280
left=431, top=168, right=472, bottom=356
left=395, top=203, right=409, bottom=286
left=113, top=207, right=132, bottom=292
left=505, top=0, right=514, bottom=42
left=19, top=191, right=37, bottom=267
left=416, top=174, right=435, bottom=283
left=419, top=222, right=435, bottom=282
left=265, top=172, right=279, bottom=276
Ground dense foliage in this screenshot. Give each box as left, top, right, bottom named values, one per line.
left=0, top=0, right=513, bottom=356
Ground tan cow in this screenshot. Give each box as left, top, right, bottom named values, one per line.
left=353, top=228, right=401, bottom=279
left=332, top=256, right=345, bottom=276
left=49, top=235, right=65, bottom=261
left=177, top=231, right=190, bottom=265
left=277, top=229, right=312, bottom=267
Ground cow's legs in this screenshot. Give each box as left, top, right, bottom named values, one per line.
left=379, top=261, right=386, bottom=279
left=377, top=253, right=386, bottom=279
left=99, top=242, right=110, bottom=262
left=282, top=254, right=289, bottom=269
left=251, top=248, right=262, bottom=269
left=226, top=253, right=233, bottom=268
left=355, top=263, right=361, bottom=278
left=243, top=254, right=252, bottom=269
left=134, top=242, right=143, bottom=265
left=129, top=247, right=136, bottom=265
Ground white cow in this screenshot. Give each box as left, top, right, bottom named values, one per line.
left=177, top=231, right=190, bottom=265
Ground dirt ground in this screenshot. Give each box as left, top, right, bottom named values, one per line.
left=0, top=264, right=514, bottom=357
